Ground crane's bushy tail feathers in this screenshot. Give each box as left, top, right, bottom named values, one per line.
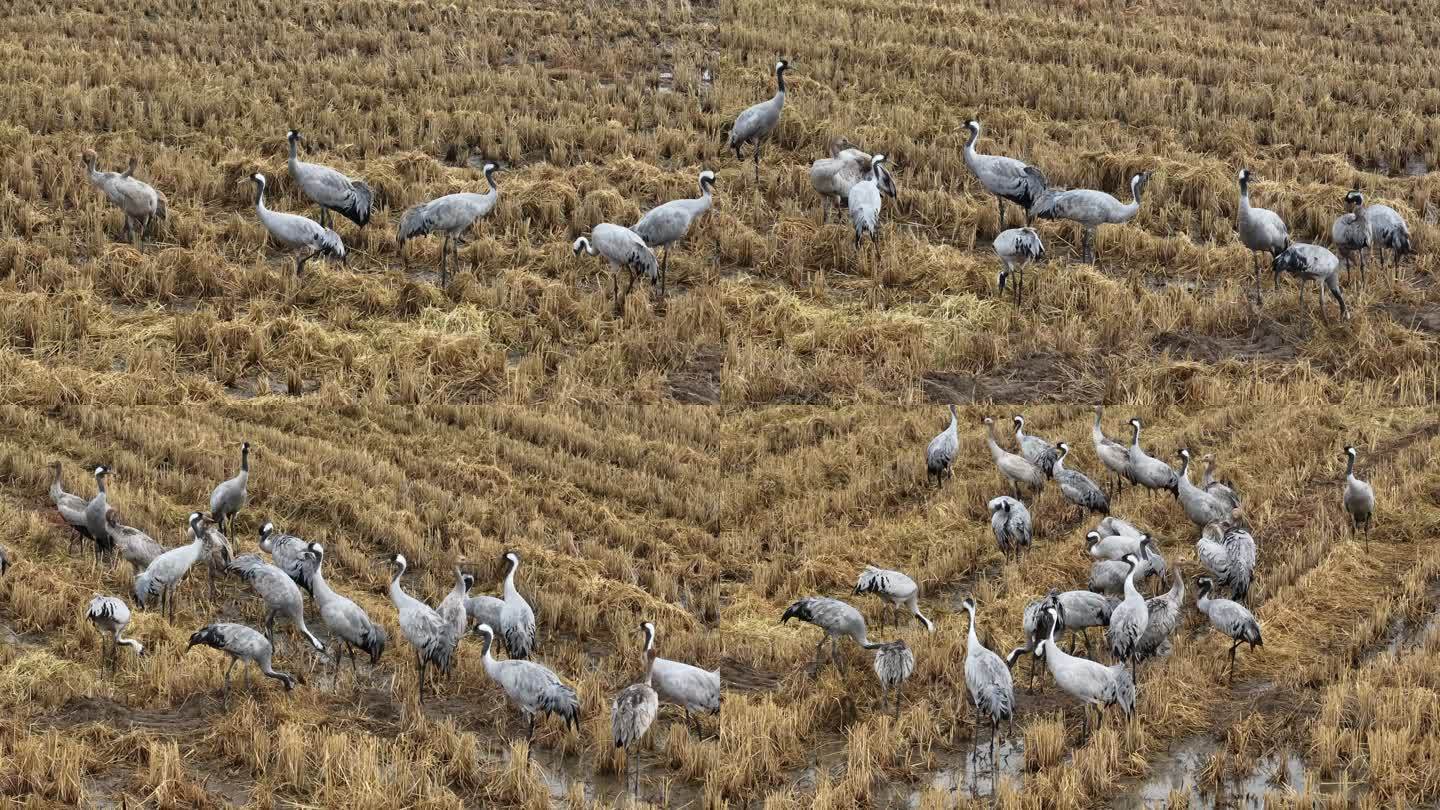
left=542, top=682, right=582, bottom=731
left=396, top=202, right=434, bottom=246
left=335, top=182, right=374, bottom=226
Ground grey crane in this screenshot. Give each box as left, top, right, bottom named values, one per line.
left=208, top=442, right=250, bottom=538
left=498, top=551, right=538, bottom=660
left=106, top=508, right=165, bottom=573
left=1236, top=169, right=1290, bottom=297
left=1095, top=516, right=1146, bottom=542
left=1342, top=446, right=1376, bottom=544
left=961, top=120, right=1048, bottom=231
left=1087, top=530, right=1151, bottom=561
left=641, top=622, right=721, bottom=733
left=435, top=567, right=475, bottom=671
left=612, top=624, right=661, bottom=796
left=1090, top=538, right=1163, bottom=595
left=1175, top=449, right=1237, bottom=527
left=1013, top=415, right=1059, bottom=478
left=727, top=60, right=789, bottom=183
left=82, top=150, right=166, bottom=248
left=872, top=640, right=914, bottom=716
left=1272, top=243, right=1349, bottom=323
left=384, top=553, right=452, bottom=702
left=983, top=417, right=1047, bottom=501
left=780, top=596, right=885, bottom=673
left=247, top=173, right=345, bottom=275
left=135, top=513, right=224, bottom=620
left=1091, top=406, right=1132, bottom=494
left=810, top=138, right=897, bottom=222
left=1200, top=453, right=1241, bottom=505
left=258, top=521, right=315, bottom=594
left=994, top=227, right=1045, bottom=306
left=227, top=550, right=324, bottom=655
left=1332, top=192, right=1371, bottom=284
left=848, top=154, right=889, bottom=250
left=397, top=162, right=501, bottom=285
left=1030, top=171, right=1152, bottom=263
left=465, top=593, right=504, bottom=635
left=1035, top=606, right=1135, bottom=738
left=632, top=170, right=716, bottom=296
left=1125, top=419, right=1178, bottom=495
left=86, top=595, right=144, bottom=671
left=1020, top=589, right=1064, bottom=693
left=1353, top=191, right=1411, bottom=272
left=573, top=223, right=660, bottom=313
left=475, top=623, right=581, bottom=746
left=854, top=565, right=935, bottom=632
left=286, top=129, right=374, bottom=228
left=1195, top=510, right=1256, bottom=602
left=926, top=404, right=960, bottom=488
left=196, top=516, right=234, bottom=602
left=1195, top=576, right=1263, bottom=683
left=48, top=461, right=95, bottom=553
left=1054, top=443, right=1110, bottom=517
left=1052, top=589, right=1116, bottom=656
left=988, top=496, right=1033, bottom=561
left=960, top=597, right=1019, bottom=762
left=1106, top=554, right=1151, bottom=683
left=307, top=543, right=387, bottom=687
left=1133, top=568, right=1185, bottom=662
left=187, top=622, right=296, bottom=699
left=82, top=466, right=116, bottom=563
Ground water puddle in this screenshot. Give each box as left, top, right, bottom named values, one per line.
left=1109, top=735, right=1367, bottom=809
left=876, top=737, right=1028, bottom=807
left=518, top=738, right=708, bottom=809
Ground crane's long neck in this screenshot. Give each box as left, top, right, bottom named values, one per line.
left=964, top=126, right=980, bottom=157
left=240, top=446, right=249, bottom=474
left=116, top=634, right=142, bottom=652
left=642, top=648, right=657, bottom=685
left=96, top=473, right=108, bottom=495
left=288, top=137, right=300, bottom=166
left=1177, top=453, right=1191, bottom=480
left=1170, top=571, right=1185, bottom=602
left=947, top=406, right=958, bottom=432
left=775, top=67, right=787, bottom=96
left=1238, top=177, right=1251, bottom=210
left=1053, top=450, right=1067, bottom=475
left=388, top=565, right=410, bottom=606
left=1092, top=411, right=1106, bottom=442
left=1130, top=423, right=1142, bottom=450
left=309, top=567, right=336, bottom=604
left=484, top=167, right=498, bottom=193
left=50, top=466, right=64, bottom=500
left=985, top=423, right=1004, bottom=459
left=1345, top=453, right=1356, bottom=479
left=965, top=606, right=979, bottom=650
left=480, top=632, right=500, bottom=676
left=1122, top=565, right=1141, bottom=602
left=1130, top=176, right=1145, bottom=207
left=1203, top=458, right=1217, bottom=485
left=502, top=560, right=519, bottom=598
left=254, top=182, right=268, bottom=212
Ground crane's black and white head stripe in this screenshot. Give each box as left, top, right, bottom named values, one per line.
left=1012, top=415, right=1025, bottom=430
left=462, top=573, right=476, bottom=590
left=1056, top=441, right=1071, bottom=458
left=251, top=172, right=267, bottom=187
left=1345, top=190, right=1363, bottom=209
left=960, top=596, right=977, bottom=612
left=1344, top=445, right=1357, bottom=458
left=966, top=120, right=980, bottom=133
left=572, top=236, right=592, bottom=256
left=699, top=170, right=716, bottom=192
left=504, top=551, right=520, bottom=567
left=1086, top=530, right=1101, bottom=548
left=391, top=553, right=407, bottom=569
left=1238, top=168, right=1250, bottom=183
left=639, top=620, right=656, bottom=652
left=94, top=465, right=109, bottom=477
left=259, top=522, right=275, bottom=540
left=287, top=130, right=301, bottom=142
left=775, top=59, right=789, bottom=73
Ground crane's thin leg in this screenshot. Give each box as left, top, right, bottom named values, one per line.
left=970, top=700, right=978, bottom=761
left=895, top=682, right=902, bottom=717
left=753, top=143, right=761, bottom=184
left=223, top=657, right=238, bottom=698
left=996, top=196, right=1005, bottom=231
left=813, top=634, right=826, bottom=671
left=660, top=245, right=668, bottom=299
left=1228, top=640, right=1239, bottom=683
left=830, top=636, right=843, bottom=673
left=416, top=652, right=426, bottom=703
left=527, top=713, right=537, bottom=743
left=441, top=235, right=450, bottom=287
left=820, top=197, right=830, bottom=224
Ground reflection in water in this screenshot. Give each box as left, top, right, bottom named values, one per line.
left=875, top=736, right=1028, bottom=808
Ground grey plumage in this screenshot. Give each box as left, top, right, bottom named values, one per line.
left=1272, top=243, right=1349, bottom=322
left=1332, top=192, right=1371, bottom=283
left=228, top=550, right=323, bottom=654
left=1091, top=405, right=1132, bottom=493
left=286, top=129, right=374, bottom=227
left=307, top=543, right=386, bottom=686
left=1195, top=576, right=1263, bottom=683
left=1200, top=454, right=1241, bottom=505
left=87, top=594, right=144, bottom=670
left=208, top=442, right=250, bottom=538
left=397, top=162, right=500, bottom=285
left=1053, top=589, right=1116, bottom=656
left=994, top=227, right=1045, bottom=306
left=847, top=154, right=888, bottom=249
left=983, top=417, right=1047, bottom=500
left=641, top=622, right=720, bottom=731
left=1354, top=194, right=1411, bottom=269
left=83, top=151, right=165, bottom=248
left=83, top=466, right=116, bottom=560
left=987, top=496, right=1032, bottom=560
left=1095, top=516, right=1144, bottom=540
left=1236, top=169, right=1290, bottom=295
left=1035, top=607, right=1135, bottom=738
left=573, top=223, right=660, bottom=312
left=1175, top=449, right=1237, bottom=527
left=106, top=509, right=165, bottom=572
left=1124, top=419, right=1178, bottom=495
left=134, top=512, right=218, bottom=620
left=465, top=594, right=504, bottom=635
left=780, top=596, right=883, bottom=673
left=961, top=120, right=1048, bottom=230
left=1342, top=446, right=1375, bottom=543
left=1134, top=569, right=1185, bottom=662
left=187, top=622, right=296, bottom=696
left=1013, top=415, right=1059, bottom=477
left=1087, top=530, right=1151, bottom=561
left=1031, top=171, right=1151, bottom=263
left=926, top=405, right=959, bottom=488
left=435, top=568, right=474, bottom=670
left=258, top=522, right=316, bottom=594
left=1020, top=590, right=1064, bottom=692
left=475, top=623, right=580, bottom=742
left=498, top=551, right=537, bottom=660
left=810, top=138, right=896, bottom=222
left=872, top=640, right=914, bottom=715
left=248, top=173, right=345, bottom=274
left=854, top=565, right=934, bottom=632
left=611, top=635, right=660, bottom=796
left=1105, top=554, right=1151, bottom=682
left=1089, top=538, right=1163, bottom=595
left=1195, top=511, right=1256, bottom=602
left=727, top=60, right=789, bottom=183
left=386, top=553, right=452, bottom=702
left=961, top=597, right=1016, bottom=759
left=632, top=170, right=716, bottom=295
left=48, top=461, right=94, bottom=552
left=1053, top=442, right=1110, bottom=516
